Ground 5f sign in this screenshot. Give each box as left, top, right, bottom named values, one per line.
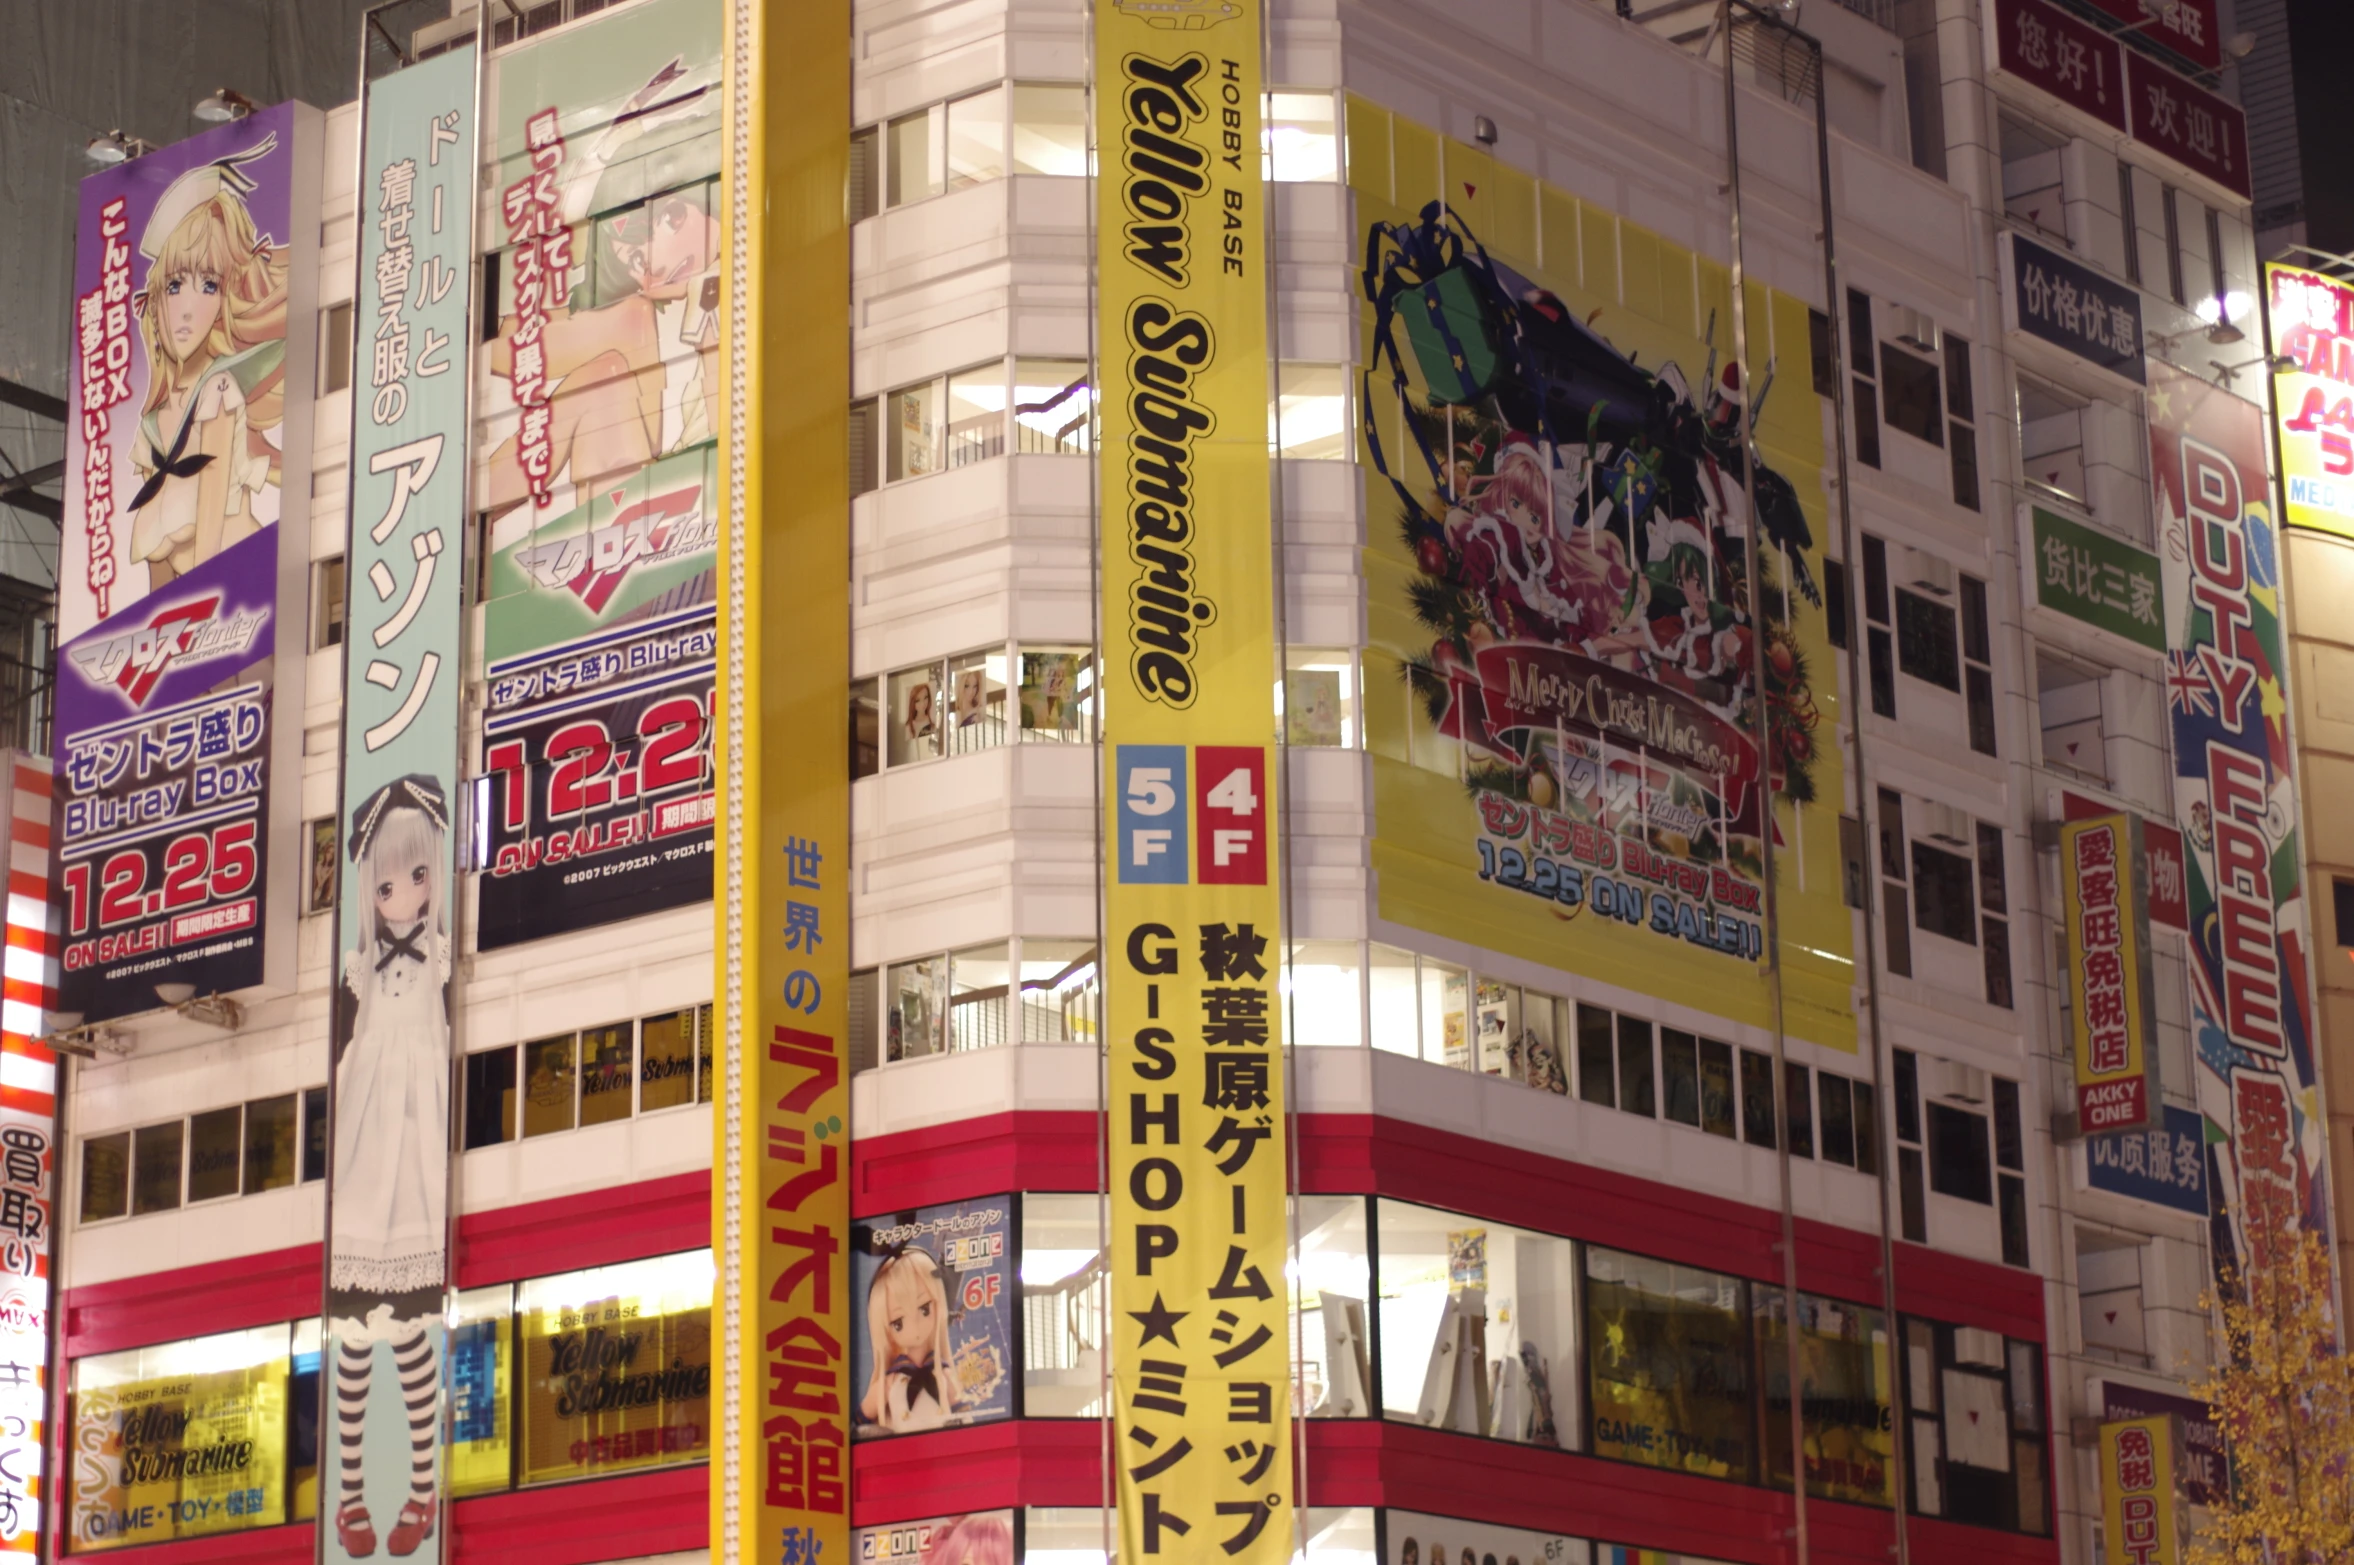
left=1117, top=744, right=1268, bottom=885
left=1119, top=745, right=1189, bottom=883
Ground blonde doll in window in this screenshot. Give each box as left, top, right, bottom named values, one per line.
left=859, top=1245, right=961, bottom=1433
left=125, top=136, right=289, bottom=596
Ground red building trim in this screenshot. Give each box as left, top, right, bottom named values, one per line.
left=62, top=1243, right=321, bottom=1362
left=850, top=1111, right=1099, bottom=1216
left=850, top=1419, right=1104, bottom=1525
left=453, top=1169, right=711, bottom=1287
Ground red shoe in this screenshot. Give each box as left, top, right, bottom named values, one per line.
left=386, top=1500, right=436, bottom=1558
left=336, top=1503, right=377, bottom=1557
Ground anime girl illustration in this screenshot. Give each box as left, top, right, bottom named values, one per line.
left=124, top=134, right=289, bottom=595
left=920, top=1513, right=1014, bottom=1565
left=329, top=775, right=452, bottom=1558
left=859, top=1245, right=959, bottom=1433
left=481, top=57, right=722, bottom=521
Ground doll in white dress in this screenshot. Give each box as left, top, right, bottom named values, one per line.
left=328, top=775, right=450, bottom=1560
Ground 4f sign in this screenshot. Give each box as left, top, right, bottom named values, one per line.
left=1117, top=744, right=1266, bottom=884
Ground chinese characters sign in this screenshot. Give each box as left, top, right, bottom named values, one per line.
left=2029, top=506, right=2164, bottom=652
left=1986, top=0, right=2241, bottom=195
left=2062, top=813, right=2159, bottom=1135
left=2150, top=362, right=2324, bottom=1280
left=2087, top=1103, right=2209, bottom=1217
left=1994, top=0, right=2124, bottom=130
left=2103, top=1382, right=2223, bottom=1505
left=2007, top=233, right=2145, bottom=383
left=2125, top=51, right=2248, bottom=201
left=2082, top=0, right=2220, bottom=72
left=2100, top=1416, right=2182, bottom=1565
left=2262, top=262, right=2354, bottom=539
left=1098, top=5, right=1294, bottom=1561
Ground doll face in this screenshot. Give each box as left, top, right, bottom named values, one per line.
left=879, top=1265, right=940, bottom=1359
left=161, top=271, right=224, bottom=363
left=373, top=847, right=432, bottom=931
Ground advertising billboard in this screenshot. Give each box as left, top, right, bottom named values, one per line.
left=516, top=1251, right=713, bottom=1485
left=1095, top=7, right=1293, bottom=1565
left=321, top=44, right=476, bottom=1565
left=854, top=1511, right=1016, bottom=1565
left=52, top=106, right=320, bottom=1025
left=2262, top=262, right=2354, bottom=540
left=2061, top=812, right=2159, bottom=1135
left=472, top=0, right=722, bottom=951
left=850, top=1198, right=1014, bottom=1439
left=0, top=756, right=54, bottom=1558
left=2148, top=362, right=2325, bottom=1280
left=1351, top=99, right=1853, bottom=1053
left=2099, top=1416, right=2183, bottom=1565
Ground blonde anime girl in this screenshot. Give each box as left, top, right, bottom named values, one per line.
left=859, top=1246, right=959, bottom=1434
left=125, top=135, right=289, bottom=594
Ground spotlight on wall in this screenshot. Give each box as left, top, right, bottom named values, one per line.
left=194, top=88, right=258, bottom=123
left=1472, top=115, right=1498, bottom=147
left=83, top=130, right=154, bottom=165
left=155, top=982, right=244, bottom=1031
left=2225, top=30, right=2256, bottom=58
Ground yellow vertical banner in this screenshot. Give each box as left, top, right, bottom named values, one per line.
left=1095, top=2, right=1293, bottom=1561
left=2059, top=814, right=2159, bottom=1136
left=2099, top=1415, right=2182, bottom=1565
left=714, top=0, right=851, bottom=1562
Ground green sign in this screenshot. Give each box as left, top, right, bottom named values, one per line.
left=2030, top=506, right=2164, bottom=652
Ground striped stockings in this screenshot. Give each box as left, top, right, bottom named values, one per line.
left=335, top=1328, right=440, bottom=1514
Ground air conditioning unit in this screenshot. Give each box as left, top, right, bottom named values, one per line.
left=1888, top=305, right=1941, bottom=355
left=1926, top=1056, right=1988, bottom=1105
left=1919, top=801, right=1974, bottom=848
left=1898, top=546, right=1955, bottom=597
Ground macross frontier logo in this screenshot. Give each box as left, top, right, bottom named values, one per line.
left=66, top=594, right=267, bottom=708
left=515, top=482, right=712, bottom=615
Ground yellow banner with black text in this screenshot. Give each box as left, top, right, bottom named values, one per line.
left=1095, top=3, right=1292, bottom=1562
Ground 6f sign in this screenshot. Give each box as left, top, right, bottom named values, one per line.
left=1117, top=744, right=1266, bottom=885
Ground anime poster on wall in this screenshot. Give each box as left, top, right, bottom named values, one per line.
left=472, top=0, right=721, bottom=949
left=1350, top=99, right=1853, bottom=1051
left=2148, top=363, right=2325, bottom=1278
left=854, top=1512, right=1017, bottom=1565
left=849, top=1198, right=1013, bottom=1440
left=1385, top=1510, right=1591, bottom=1565
left=61, top=105, right=315, bottom=644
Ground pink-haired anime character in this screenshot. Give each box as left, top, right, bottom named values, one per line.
left=1450, top=437, right=1633, bottom=650
left=922, top=1514, right=1014, bottom=1565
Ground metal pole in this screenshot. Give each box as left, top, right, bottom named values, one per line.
left=1718, top=7, right=1809, bottom=1561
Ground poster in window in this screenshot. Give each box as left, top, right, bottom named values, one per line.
left=854, top=1511, right=1015, bottom=1565
left=517, top=1265, right=712, bottom=1486
left=67, top=1337, right=291, bottom=1552
left=1758, top=1294, right=1895, bottom=1505
left=1018, top=651, right=1085, bottom=739
left=849, top=1197, right=1013, bottom=1440
left=1386, top=1510, right=1589, bottom=1565
left=1585, top=1257, right=1752, bottom=1480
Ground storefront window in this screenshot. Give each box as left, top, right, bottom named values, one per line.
left=1903, top=1318, right=2048, bottom=1533
left=242, top=1095, right=299, bottom=1194
left=950, top=944, right=1011, bottom=1051
left=1014, top=360, right=1094, bottom=454
left=1018, top=648, right=1094, bottom=742
left=1287, top=941, right=1363, bottom=1048
left=1011, top=86, right=1089, bottom=176
left=946, top=649, right=1010, bottom=753
left=1298, top=1197, right=1372, bottom=1417
left=447, top=1285, right=514, bottom=1499
left=68, top=1324, right=292, bottom=1552
left=1021, top=1193, right=1106, bottom=1418
left=1584, top=1246, right=1752, bottom=1481
left=1017, top=940, right=1098, bottom=1043
left=577, top=1022, right=634, bottom=1127
left=639, top=1010, right=699, bottom=1112
left=888, top=661, right=946, bottom=765
left=516, top=1250, right=712, bottom=1487
left=1377, top=1200, right=1576, bottom=1448
left=520, top=1033, right=577, bottom=1138
left=1282, top=649, right=1357, bottom=748
left=1756, top=1291, right=1895, bottom=1506
left=185, top=1108, right=240, bottom=1204
left=289, top=1320, right=318, bottom=1521
left=131, top=1122, right=182, bottom=1215
left=854, top=1197, right=1016, bottom=1438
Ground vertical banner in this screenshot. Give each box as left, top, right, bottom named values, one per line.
left=1096, top=7, right=1294, bottom=1562
left=2060, top=813, right=2159, bottom=1134
left=2149, top=363, right=2324, bottom=1279
left=323, top=46, right=475, bottom=1565
left=2262, top=262, right=2354, bottom=541
left=2098, top=1416, right=2182, bottom=1565
left=0, top=755, right=54, bottom=1556
left=712, top=0, right=851, bottom=1560
left=52, top=106, right=320, bottom=1024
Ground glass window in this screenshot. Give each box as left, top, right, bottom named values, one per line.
left=1616, top=1016, right=1656, bottom=1117
left=81, top=1132, right=128, bottom=1223
left=1928, top=1102, right=1993, bottom=1204
left=1698, top=1037, right=1737, bottom=1138
left=945, top=649, right=1010, bottom=754
left=1267, top=91, right=1339, bottom=181
left=887, top=108, right=940, bottom=207
left=242, top=1095, right=298, bottom=1194
left=640, top=1010, right=699, bottom=1111
left=447, top=1284, right=514, bottom=1499
left=306, top=817, right=338, bottom=915
left=1282, top=649, right=1357, bottom=748
left=888, top=955, right=949, bottom=1062
left=1287, top=941, right=1362, bottom=1048
left=944, top=363, right=1007, bottom=468
left=1018, top=648, right=1095, bottom=742
left=186, top=1107, right=242, bottom=1203
left=1757, top=1292, right=1895, bottom=1505
left=1660, top=1029, right=1701, bottom=1127
left=131, top=1121, right=182, bottom=1214
left=949, top=944, right=1011, bottom=1051
left=464, top=1048, right=518, bottom=1150
left=320, top=300, right=353, bottom=396
left=1878, top=343, right=1944, bottom=446
left=1011, top=84, right=1089, bottom=176
left=696, top=1004, right=715, bottom=1105
left=851, top=676, right=882, bottom=777
left=1740, top=1049, right=1776, bottom=1149
left=1369, top=945, right=1419, bottom=1057
left=1013, top=359, right=1094, bottom=455
left=516, top=1250, right=713, bottom=1486
left=1912, top=842, right=1978, bottom=945
left=289, top=1318, right=318, bottom=1521
left=2038, top=654, right=2106, bottom=781
left=885, top=379, right=940, bottom=481
left=578, top=1022, right=634, bottom=1127
left=887, top=662, right=946, bottom=766
left=1015, top=940, right=1097, bottom=1043
left=312, top=556, right=346, bottom=652
left=945, top=87, right=1006, bottom=190
left=1577, top=1003, right=1615, bottom=1108
left=1378, top=1200, right=1577, bottom=1447
left=1297, top=1197, right=1373, bottom=1417
left=1818, top=1074, right=1856, bottom=1167
left=301, top=1088, right=328, bottom=1183
left=1855, top=1077, right=1880, bottom=1176
left=1472, top=979, right=1513, bottom=1076
left=1895, top=590, right=1960, bottom=691
left=1516, top=989, right=1571, bottom=1095
left=1585, top=1246, right=1751, bottom=1479
left=521, top=1034, right=578, bottom=1138
left=1783, top=1062, right=1814, bottom=1158
left=1023, top=1193, right=1107, bottom=1418
left=849, top=125, right=880, bottom=223
left=1423, top=960, right=1469, bottom=1068
left=68, top=1324, right=293, bottom=1552
left=2017, top=376, right=2087, bottom=507
left=1273, top=363, right=1349, bottom=459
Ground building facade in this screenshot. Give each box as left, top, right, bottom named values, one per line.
left=31, top=0, right=2303, bottom=1562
